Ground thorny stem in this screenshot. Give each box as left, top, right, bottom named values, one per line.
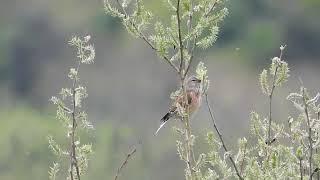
left=205, top=94, right=243, bottom=180
left=114, top=146, right=137, bottom=180
left=302, top=88, right=313, bottom=180
left=113, top=0, right=179, bottom=73
left=70, top=47, right=82, bottom=180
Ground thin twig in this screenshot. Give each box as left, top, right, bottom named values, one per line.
left=114, top=146, right=137, bottom=180
left=176, top=0, right=184, bottom=75
left=113, top=0, right=179, bottom=73
left=267, top=47, right=284, bottom=144
left=175, top=0, right=197, bottom=175
left=302, top=87, right=313, bottom=180
left=239, top=143, right=247, bottom=176
left=205, top=0, right=218, bottom=17
left=205, top=94, right=243, bottom=180
left=316, top=112, right=320, bottom=180
left=183, top=0, right=218, bottom=79
left=184, top=0, right=194, bottom=79
left=267, top=65, right=278, bottom=144
left=300, top=158, right=303, bottom=180
left=69, top=43, right=83, bottom=180
left=184, top=40, right=196, bottom=79
left=185, top=0, right=193, bottom=51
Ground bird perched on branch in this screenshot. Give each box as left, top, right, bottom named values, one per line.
left=155, top=75, right=203, bottom=135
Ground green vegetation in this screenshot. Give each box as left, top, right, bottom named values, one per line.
left=103, top=0, right=320, bottom=179
left=0, top=0, right=319, bottom=180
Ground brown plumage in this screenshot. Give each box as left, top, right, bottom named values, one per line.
left=155, top=76, right=202, bottom=135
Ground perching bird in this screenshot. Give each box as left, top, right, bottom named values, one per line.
left=155, top=75, right=203, bottom=135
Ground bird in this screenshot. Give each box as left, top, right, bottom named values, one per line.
left=155, top=75, right=203, bottom=135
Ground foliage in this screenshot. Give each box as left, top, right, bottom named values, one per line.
left=0, top=105, right=151, bottom=180
left=102, top=0, right=320, bottom=180
left=67, top=1, right=320, bottom=180
left=104, top=0, right=229, bottom=179
left=199, top=47, right=319, bottom=180
left=104, top=0, right=228, bottom=73
left=48, top=35, right=95, bottom=180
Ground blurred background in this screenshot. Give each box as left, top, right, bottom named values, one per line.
left=0, top=0, right=319, bottom=179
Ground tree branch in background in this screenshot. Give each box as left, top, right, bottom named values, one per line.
left=205, top=93, right=243, bottom=180
left=114, top=146, right=137, bottom=180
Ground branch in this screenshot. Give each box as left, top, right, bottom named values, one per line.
left=184, top=0, right=194, bottom=79
left=317, top=113, right=320, bottom=180
left=175, top=0, right=197, bottom=176
left=114, top=0, right=179, bottom=73
left=205, top=0, right=219, bottom=18
left=176, top=0, right=184, bottom=76
left=239, top=143, right=247, bottom=176
left=69, top=44, right=83, bottom=180
left=267, top=47, right=285, bottom=144
left=302, top=87, right=313, bottom=179
left=205, top=94, right=243, bottom=180
left=183, top=0, right=218, bottom=78
left=267, top=65, right=278, bottom=144
left=114, top=146, right=137, bottom=180
left=299, top=158, right=303, bottom=180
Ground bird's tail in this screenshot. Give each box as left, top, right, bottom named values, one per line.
left=154, top=111, right=173, bottom=136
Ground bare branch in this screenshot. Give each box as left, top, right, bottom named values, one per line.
left=300, top=158, right=303, bottom=180
left=114, top=146, right=137, bottom=180
left=267, top=65, right=278, bottom=144
left=205, top=94, right=243, bottom=180
left=267, top=47, right=285, bottom=144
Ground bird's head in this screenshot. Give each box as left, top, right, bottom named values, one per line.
left=186, top=75, right=202, bottom=90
